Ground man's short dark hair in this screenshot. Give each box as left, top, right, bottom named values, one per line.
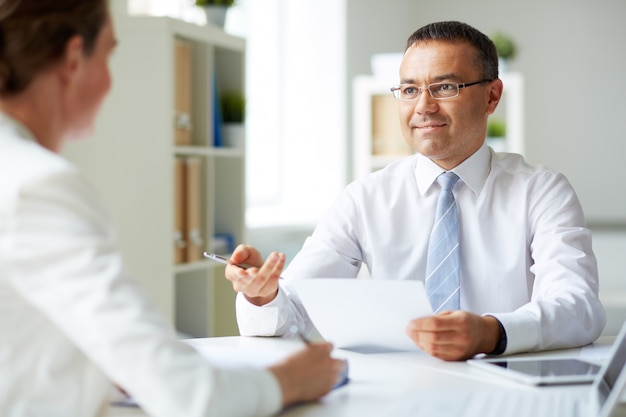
left=405, top=21, right=499, bottom=80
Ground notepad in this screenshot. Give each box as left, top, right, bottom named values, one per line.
left=189, top=341, right=349, bottom=390
left=110, top=339, right=349, bottom=408
left=288, top=279, right=433, bottom=353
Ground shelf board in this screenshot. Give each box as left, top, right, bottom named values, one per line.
left=173, top=146, right=244, bottom=158
left=113, top=14, right=245, bottom=52
left=174, top=260, right=212, bottom=274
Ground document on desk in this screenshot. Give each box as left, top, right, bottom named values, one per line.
left=288, top=279, right=433, bottom=353
left=186, top=338, right=349, bottom=390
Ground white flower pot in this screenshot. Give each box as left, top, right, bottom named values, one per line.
left=202, top=5, right=227, bottom=28
left=222, top=123, right=245, bottom=149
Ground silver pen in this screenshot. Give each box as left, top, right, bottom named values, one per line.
left=203, top=251, right=254, bottom=269
left=203, top=251, right=284, bottom=279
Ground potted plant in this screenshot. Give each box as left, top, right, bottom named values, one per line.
left=486, top=118, right=506, bottom=152
left=487, top=118, right=506, bottom=138
left=220, top=91, right=245, bottom=148
left=490, top=32, right=517, bottom=72
left=195, top=0, right=235, bottom=28
left=221, top=91, right=245, bottom=124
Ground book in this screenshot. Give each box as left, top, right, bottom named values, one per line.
left=174, top=38, right=192, bottom=145
left=185, top=157, right=203, bottom=262
left=212, top=73, right=224, bottom=147
left=173, top=157, right=187, bottom=264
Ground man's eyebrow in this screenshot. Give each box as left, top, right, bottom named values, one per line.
left=399, top=73, right=462, bottom=84
left=432, top=73, right=461, bottom=82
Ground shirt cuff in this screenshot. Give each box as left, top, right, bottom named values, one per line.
left=487, top=316, right=507, bottom=355
left=235, top=288, right=288, bottom=336
left=485, top=311, right=540, bottom=355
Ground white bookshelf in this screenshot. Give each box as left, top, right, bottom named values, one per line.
left=63, top=14, right=244, bottom=337
left=352, top=72, right=524, bottom=180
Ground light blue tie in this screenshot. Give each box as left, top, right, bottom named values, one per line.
left=425, top=172, right=461, bottom=314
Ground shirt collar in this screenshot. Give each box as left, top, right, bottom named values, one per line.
left=0, top=112, right=37, bottom=143
left=414, top=143, right=492, bottom=196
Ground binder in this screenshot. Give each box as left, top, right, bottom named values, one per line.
left=173, top=157, right=187, bottom=264
left=371, top=95, right=412, bottom=156
left=212, top=73, right=224, bottom=147
left=174, top=38, right=192, bottom=145
left=185, top=157, right=203, bottom=262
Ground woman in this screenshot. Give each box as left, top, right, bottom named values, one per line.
left=0, top=1, right=342, bottom=416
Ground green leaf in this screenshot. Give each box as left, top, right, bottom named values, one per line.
left=195, top=0, right=235, bottom=6
left=490, top=32, right=517, bottom=60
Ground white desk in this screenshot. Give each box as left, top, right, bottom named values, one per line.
left=106, top=336, right=626, bottom=417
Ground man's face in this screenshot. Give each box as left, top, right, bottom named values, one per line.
left=398, top=40, right=502, bottom=170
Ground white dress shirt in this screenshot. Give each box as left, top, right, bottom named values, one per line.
left=237, top=143, right=606, bottom=355
left=0, top=113, right=281, bottom=417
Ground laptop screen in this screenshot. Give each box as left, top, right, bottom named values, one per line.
left=592, top=323, right=626, bottom=415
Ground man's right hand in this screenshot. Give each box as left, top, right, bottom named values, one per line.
left=268, top=342, right=345, bottom=407
left=224, top=244, right=285, bottom=306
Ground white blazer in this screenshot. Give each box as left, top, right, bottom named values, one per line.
left=0, top=113, right=281, bottom=417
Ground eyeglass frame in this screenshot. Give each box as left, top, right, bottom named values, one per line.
left=390, top=79, right=493, bottom=101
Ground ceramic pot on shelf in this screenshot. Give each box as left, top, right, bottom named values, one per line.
left=202, top=5, right=227, bottom=28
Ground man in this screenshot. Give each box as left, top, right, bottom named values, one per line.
left=225, top=21, right=605, bottom=361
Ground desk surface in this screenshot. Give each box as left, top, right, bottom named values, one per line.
left=106, top=336, right=626, bottom=417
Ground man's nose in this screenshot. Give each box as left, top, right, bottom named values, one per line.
left=413, top=90, right=439, bottom=115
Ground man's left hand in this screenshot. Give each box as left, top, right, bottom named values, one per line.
left=406, top=311, right=501, bottom=361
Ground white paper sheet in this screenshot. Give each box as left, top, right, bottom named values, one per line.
left=186, top=339, right=349, bottom=390
left=288, top=279, right=433, bottom=352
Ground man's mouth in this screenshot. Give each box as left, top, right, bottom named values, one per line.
left=411, top=118, right=447, bottom=129
left=415, top=122, right=446, bottom=130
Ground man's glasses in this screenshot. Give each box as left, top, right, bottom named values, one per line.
left=390, top=79, right=492, bottom=101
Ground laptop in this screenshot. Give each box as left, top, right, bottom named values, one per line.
left=384, top=322, right=626, bottom=417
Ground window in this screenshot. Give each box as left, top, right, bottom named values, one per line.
left=127, top=0, right=347, bottom=228
left=238, top=0, right=347, bottom=228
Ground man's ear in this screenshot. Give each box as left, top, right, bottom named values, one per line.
left=58, top=35, right=84, bottom=86
left=486, top=79, right=503, bottom=115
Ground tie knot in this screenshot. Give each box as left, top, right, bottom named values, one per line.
left=437, top=172, right=459, bottom=191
